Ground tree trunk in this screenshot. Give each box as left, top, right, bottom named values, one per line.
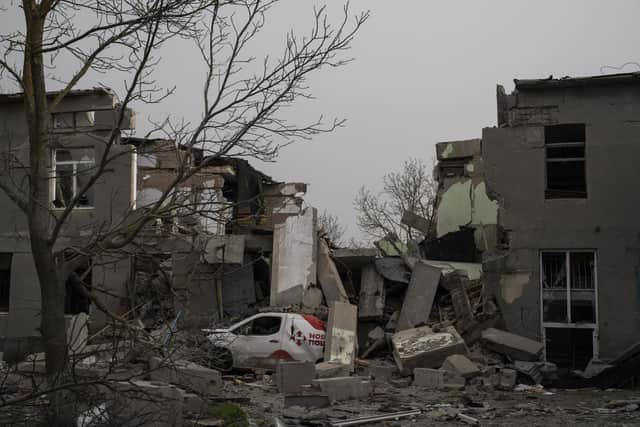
left=22, top=5, right=73, bottom=424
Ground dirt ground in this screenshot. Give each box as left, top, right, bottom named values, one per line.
left=223, top=376, right=640, bottom=426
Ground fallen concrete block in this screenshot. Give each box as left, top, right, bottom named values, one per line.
left=374, top=258, right=410, bottom=284
left=359, top=265, right=386, bottom=319
left=481, top=328, right=543, bottom=362
left=442, top=369, right=466, bottom=390
left=182, top=392, right=206, bottom=414
left=514, top=360, right=543, bottom=384
left=498, top=368, right=517, bottom=390
left=16, top=353, right=46, bottom=374
left=276, top=361, right=315, bottom=394
left=324, top=302, right=358, bottom=371
left=396, top=262, right=441, bottom=331
left=367, top=327, right=385, bottom=342
left=149, top=357, right=222, bottom=396
left=401, top=210, right=432, bottom=235
left=392, top=326, right=467, bottom=375
left=441, top=354, right=480, bottom=379
left=317, top=239, right=349, bottom=305
left=110, top=380, right=184, bottom=427
left=284, top=394, right=330, bottom=408
left=413, top=368, right=444, bottom=389
left=311, top=377, right=371, bottom=402
left=315, top=361, right=351, bottom=379
left=368, top=364, right=394, bottom=381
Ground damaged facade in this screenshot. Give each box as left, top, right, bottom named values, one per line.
left=434, top=71, right=640, bottom=372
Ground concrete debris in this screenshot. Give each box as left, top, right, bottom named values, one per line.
left=413, top=368, right=444, bottom=389
left=481, top=328, right=544, bottom=362
left=324, top=302, right=358, bottom=371
left=391, top=325, right=467, bottom=375
left=315, top=361, right=351, bottom=379
left=396, top=261, right=441, bottom=331
left=401, top=210, right=432, bottom=235
left=441, top=354, right=480, bottom=379
left=367, top=364, right=395, bottom=381
left=514, top=360, right=543, bottom=384
left=283, top=394, right=330, bottom=409
left=374, top=257, right=410, bottom=283
left=316, top=238, right=349, bottom=305
left=358, top=265, right=386, bottom=319
left=498, top=368, right=518, bottom=390
left=149, top=357, right=222, bottom=396
left=311, top=376, right=372, bottom=402
left=276, top=361, right=315, bottom=394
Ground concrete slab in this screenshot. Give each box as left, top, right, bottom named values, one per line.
left=359, top=265, right=385, bottom=319
left=149, top=357, right=222, bottom=396
left=111, top=380, right=184, bottom=427
left=317, top=238, right=349, bottom=305
left=392, top=326, right=467, bottom=375
left=312, top=377, right=372, bottom=402
left=441, top=354, right=480, bottom=379
left=324, top=302, right=358, bottom=371
left=374, top=258, right=410, bottom=284
left=203, top=235, right=245, bottom=264
left=315, top=361, right=351, bottom=379
left=401, top=210, right=432, bottom=235
left=368, top=364, right=395, bottom=381
left=276, top=361, right=315, bottom=394
left=396, top=262, right=441, bottom=331
left=481, top=328, right=543, bottom=362
left=271, top=207, right=317, bottom=306
left=413, top=368, right=444, bottom=389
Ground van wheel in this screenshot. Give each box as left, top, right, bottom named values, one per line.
left=209, top=347, right=233, bottom=372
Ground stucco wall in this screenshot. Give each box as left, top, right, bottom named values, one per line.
left=482, top=82, right=640, bottom=359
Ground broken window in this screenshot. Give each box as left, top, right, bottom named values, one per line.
left=541, top=250, right=596, bottom=370
left=52, top=111, right=95, bottom=129
left=545, top=124, right=586, bottom=199
left=65, top=265, right=91, bottom=315
left=235, top=316, right=281, bottom=336
left=52, top=148, right=95, bottom=208
left=0, top=253, right=11, bottom=312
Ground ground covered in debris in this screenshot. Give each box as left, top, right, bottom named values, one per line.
left=226, top=375, right=640, bottom=426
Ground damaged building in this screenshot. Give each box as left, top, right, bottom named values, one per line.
left=434, top=72, right=640, bottom=372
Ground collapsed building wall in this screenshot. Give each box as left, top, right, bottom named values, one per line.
left=482, top=74, right=640, bottom=368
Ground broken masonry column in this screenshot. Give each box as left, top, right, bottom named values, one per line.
left=270, top=207, right=318, bottom=306
left=324, top=301, right=358, bottom=372
left=358, top=264, right=386, bottom=320
left=316, top=238, right=349, bottom=306
left=396, top=261, right=441, bottom=331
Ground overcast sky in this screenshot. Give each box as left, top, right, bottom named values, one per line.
left=2, top=1, right=639, bottom=241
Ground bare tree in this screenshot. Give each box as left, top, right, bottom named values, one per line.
left=354, top=157, right=436, bottom=244
left=318, top=209, right=346, bottom=247
left=0, top=1, right=367, bottom=423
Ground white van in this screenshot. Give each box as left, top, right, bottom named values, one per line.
left=204, top=312, right=326, bottom=370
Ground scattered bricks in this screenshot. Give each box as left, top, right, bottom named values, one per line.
left=149, top=357, right=222, bottom=396
left=441, top=354, right=480, bottom=379
left=498, top=368, right=517, bottom=390
left=481, top=328, right=543, bottom=362
left=392, top=326, right=467, bottom=375
left=413, top=368, right=444, bottom=389
left=284, top=394, right=330, bottom=408
left=111, top=380, right=184, bottom=427
left=276, top=361, right=315, bottom=394
left=368, top=364, right=394, bottom=382
left=311, top=377, right=371, bottom=402
left=315, top=361, right=351, bottom=379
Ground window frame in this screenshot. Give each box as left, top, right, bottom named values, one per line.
left=539, top=249, right=599, bottom=361
left=544, top=124, right=587, bottom=199
left=50, top=148, right=96, bottom=210
left=0, top=253, right=12, bottom=313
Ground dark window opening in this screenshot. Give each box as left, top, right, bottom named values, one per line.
left=545, top=327, right=593, bottom=371
left=65, top=266, right=91, bottom=315
left=0, top=253, right=12, bottom=312
left=236, top=316, right=281, bottom=336
left=545, top=124, right=586, bottom=199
